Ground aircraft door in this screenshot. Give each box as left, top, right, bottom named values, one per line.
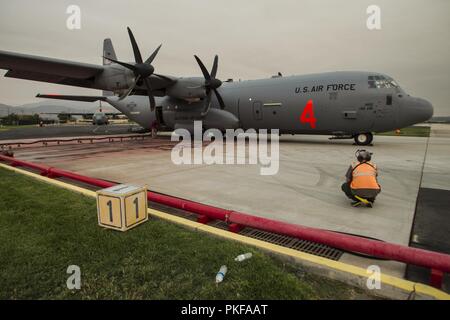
left=155, top=106, right=165, bottom=126
left=374, top=94, right=397, bottom=130
left=374, top=100, right=384, bottom=118
left=253, top=101, right=263, bottom=120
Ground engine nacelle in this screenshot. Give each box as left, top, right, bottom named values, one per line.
left=166, top=77, right=206, bottom=100
left=94, top=65, right=135, bottom=91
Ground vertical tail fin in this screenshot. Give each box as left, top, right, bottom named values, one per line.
left=102, top=38, right=116, bottom=96
left=103, top=38, right=117, bottom=65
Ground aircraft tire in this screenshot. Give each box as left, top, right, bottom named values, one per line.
left=354, top=132, right=373, bottom=145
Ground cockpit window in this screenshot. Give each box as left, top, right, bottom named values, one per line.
left=368, top=76, right=399, bottom=89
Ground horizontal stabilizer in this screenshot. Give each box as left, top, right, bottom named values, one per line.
left=36, top=94, right=107, bottom=102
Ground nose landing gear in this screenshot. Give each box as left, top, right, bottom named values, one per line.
left=354, top=132, right=373, bottom=146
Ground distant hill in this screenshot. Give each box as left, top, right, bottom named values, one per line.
left=17, top=100, right=101, bottom=114
left=0, top=100, right=118, bottom=116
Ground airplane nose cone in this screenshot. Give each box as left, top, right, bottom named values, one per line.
left=420, top=98, right=434, bottom=122
left=398, top=97, right=434, bottom=127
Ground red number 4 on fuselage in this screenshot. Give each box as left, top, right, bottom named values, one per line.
left=300, top=99, right=317, bottom=129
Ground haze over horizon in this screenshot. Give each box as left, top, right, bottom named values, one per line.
left=1, top=0, right=449, bottom=115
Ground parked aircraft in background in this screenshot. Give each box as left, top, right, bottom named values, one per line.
left=36, top=103, right=123, bottom=125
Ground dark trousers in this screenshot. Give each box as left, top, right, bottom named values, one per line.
left=341, top=182, right=358, bottom=201
left=341, top=182, right=377, bottom=202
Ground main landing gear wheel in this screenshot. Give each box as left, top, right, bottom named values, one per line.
left=354, top=132, right=373, bottom=146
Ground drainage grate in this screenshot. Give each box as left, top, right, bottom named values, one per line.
left=239, top=228, right=343, bottom=261
left=207, top=220, right=230, bottom=230
left=207, top=220, right=343, bottom=261
left=150, top=202, right=199, bottom=221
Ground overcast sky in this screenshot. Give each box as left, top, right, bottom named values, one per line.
left=0, top=0, right=449, bottom=115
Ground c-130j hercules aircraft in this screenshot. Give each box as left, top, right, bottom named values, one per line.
left=0, top=28, right=433, bottom=145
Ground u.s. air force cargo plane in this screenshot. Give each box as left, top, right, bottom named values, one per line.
left=0, top=28, right=433, bottom=145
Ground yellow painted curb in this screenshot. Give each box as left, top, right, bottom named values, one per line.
left=1, top=162, right=449, bottom=300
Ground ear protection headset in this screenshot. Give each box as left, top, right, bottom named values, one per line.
left=355, top=149, right=373, bottom=162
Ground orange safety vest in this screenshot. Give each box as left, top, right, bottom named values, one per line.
left=350, top=161, right=380, bottom=190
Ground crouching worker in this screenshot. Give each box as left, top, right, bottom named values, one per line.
left=341, top=150, right=381, bottom=207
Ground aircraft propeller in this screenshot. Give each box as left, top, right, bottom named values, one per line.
left=103, top=27, right=169, bottom=111
left=194, top=55, right=226, bottom=116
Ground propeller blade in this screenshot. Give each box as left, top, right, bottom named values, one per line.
left=193, top=54, right=225, bottom=116
left=145, top=44, right=162, bottom=65
left=201, top=89, right=212, bottom=117
left=143, top=77, right=156, bottom=111
left=211, top=55, right=218, bottom=79
left=213, top=89, right=225, bottom=110
left=127, top=27, right=143, bottom=63
left=118, top=75, right=140, bottom=100
left=194, top=55, right=211, bottom=81
left=103, top=56, right=136, bottom=72
left=118, top=85, right=134, bottom=100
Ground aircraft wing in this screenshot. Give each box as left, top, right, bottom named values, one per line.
left=38, top=112, right=94, bottom=116
left=36, top=94, right=107, bottom=102
left=0, top=50, right=104, bottom=88
left=38, top=112, right=122, bottom=116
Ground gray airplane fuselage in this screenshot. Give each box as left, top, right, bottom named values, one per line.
left=107, top=71, right=433, bottom=137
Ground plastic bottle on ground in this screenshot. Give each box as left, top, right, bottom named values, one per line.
left=234, top=252, right=252, bottom=262
left=215, top=265, right=227, bottom=283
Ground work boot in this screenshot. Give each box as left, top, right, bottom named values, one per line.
left=351, top=201, right=362, bottom=207
left=354, top=195, right=370, bottom=206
